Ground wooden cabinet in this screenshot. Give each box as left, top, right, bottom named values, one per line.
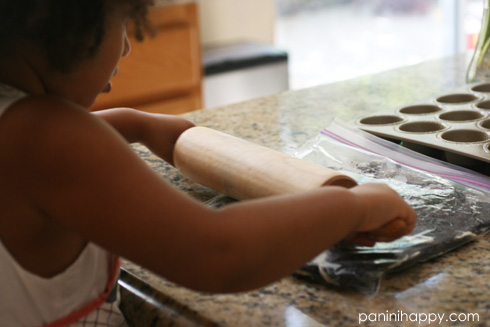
left=91, top=2, right=203, bottom=114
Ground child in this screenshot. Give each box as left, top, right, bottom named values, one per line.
left=0, top=0, right=417, bottom=326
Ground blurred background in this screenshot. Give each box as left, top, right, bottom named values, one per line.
left=274, top=0, right=483, bottom=89
left=100, top=0, right=487, bottom=111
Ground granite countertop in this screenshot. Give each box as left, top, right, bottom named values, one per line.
left=120, top=53, right=490, bottom=327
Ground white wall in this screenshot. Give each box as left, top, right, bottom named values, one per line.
left=197, top=0, right=276, bottom=45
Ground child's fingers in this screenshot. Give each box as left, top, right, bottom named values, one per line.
left=365, top=206, right=417, bottom=243
left=368, top=219, right=409, bottom=240
left=346, top=204, right=417, bottom=245
left=345, top=232, right=376, bottom=247
left=346, top=220, right=410, bottom=245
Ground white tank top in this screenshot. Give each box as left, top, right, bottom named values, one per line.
left=0, top=84, right=127, bottom=326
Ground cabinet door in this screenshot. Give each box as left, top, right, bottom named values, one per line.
left=91, top=3, right=202, bottom=114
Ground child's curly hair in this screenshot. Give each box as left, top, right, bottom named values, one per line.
left=0, top=0, right=154, bottom=72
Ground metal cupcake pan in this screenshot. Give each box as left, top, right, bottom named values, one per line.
left=355, top=83, right=490, bottom=168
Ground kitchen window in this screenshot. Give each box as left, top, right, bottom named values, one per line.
left=276, top=0, right=483, bottom=89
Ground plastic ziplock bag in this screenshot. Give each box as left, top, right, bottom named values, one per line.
left=292, top=119, right=490, bottom=294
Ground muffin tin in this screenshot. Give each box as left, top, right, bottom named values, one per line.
left=355, top=83, right=490, bottom=168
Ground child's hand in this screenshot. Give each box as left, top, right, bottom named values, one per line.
left=346, top=183, right=417, bottom=246
left=141, top=113, right=195, bottom=165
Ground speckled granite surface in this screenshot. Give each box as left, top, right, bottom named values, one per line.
left=120, top=53, right=490, bottom=326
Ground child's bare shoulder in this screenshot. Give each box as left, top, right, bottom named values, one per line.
left=0, top=95, right=93, bottom=132
left=0, top=95, right=109, bottom=149
left=0, top=95, right=121, bottom=183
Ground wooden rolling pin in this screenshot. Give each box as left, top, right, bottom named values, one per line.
left=173, top=127, right=407, bottom=239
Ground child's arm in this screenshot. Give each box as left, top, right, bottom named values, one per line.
left=14, top=98, right=416, bottom=294
left=92, top=108, right=194, bottom=165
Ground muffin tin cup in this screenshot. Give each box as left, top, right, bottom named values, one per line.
left=471, top=83, right=490, bottom=93
left=438, top=110, right=485, bottom=123
left=398, top=104, right=443, bottom=115
left=474, top=100, right=490, bottom=111
left=435, top=93, right=481, bottom=105
left=355, top=83, right=490, bottom=168
left=358, top=115, right=405, bottom=125
left=485, top=142, right=490, bottom=154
